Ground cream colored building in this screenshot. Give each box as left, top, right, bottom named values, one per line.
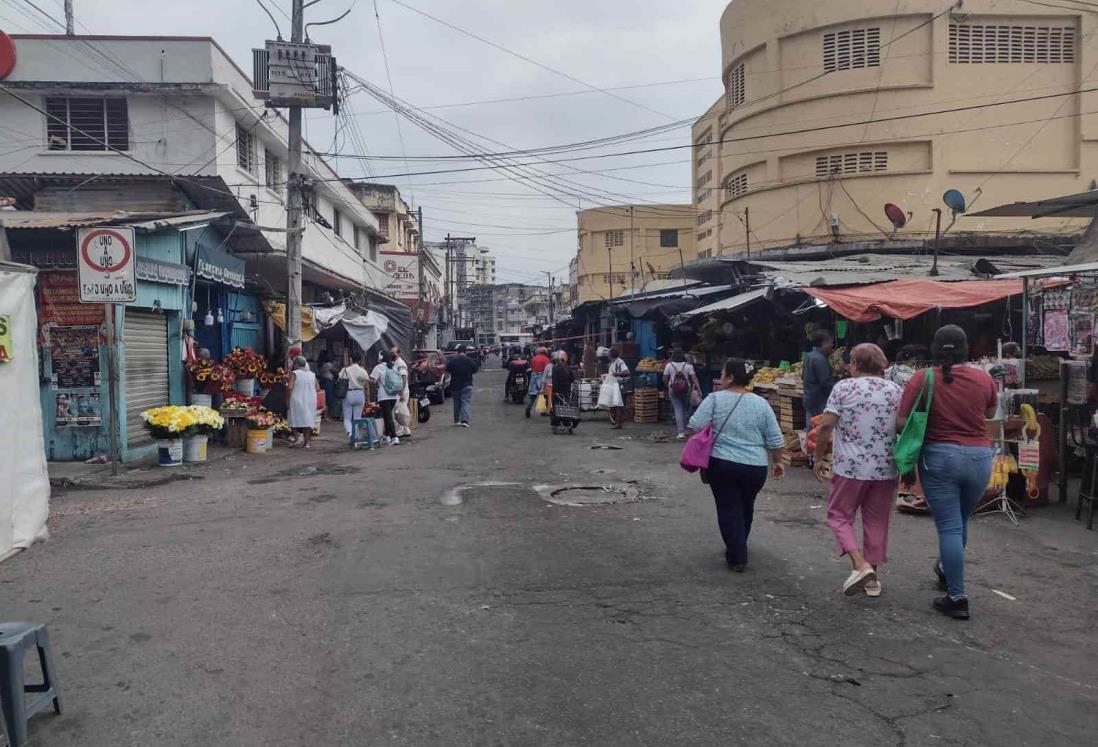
left=574, top=205, right=697, bottom=304
left=694, top=0, right=1096, bottom=258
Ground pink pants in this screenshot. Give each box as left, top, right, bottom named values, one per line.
left=827, top=474, right=897, bottom=566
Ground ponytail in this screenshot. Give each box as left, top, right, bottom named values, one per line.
left=931, top=324, right=968, bottom=385
left=940, top=353, right=956, bottom=384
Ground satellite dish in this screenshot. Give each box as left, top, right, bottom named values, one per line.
left=943, top=189, right=967, bottom=214
left=884, top=203, right=907, bottom=229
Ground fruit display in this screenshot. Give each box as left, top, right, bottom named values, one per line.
left=987, top=452, right=1018, bottom=492
left=636, top=358, right=663, bottom=372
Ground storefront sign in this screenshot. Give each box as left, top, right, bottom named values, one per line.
left=381, top=252, right=418, bottom=299
left=48, top=325, right=100, bottom=388
left=77, top=226, right=137, bottom=303
left=55, top=390, right=101, bottom=427
left=196, top=244, right=246, bottom=289
left=38, top=270, right=105, bottom=327
left=136, top=257, right=190, bottom=286
left=10, top=247, right=75, bottom=268
left=0, top=314, right=11, bottom=362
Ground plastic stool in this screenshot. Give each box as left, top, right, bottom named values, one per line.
left=349, top=417, right=381, bottom=449
left=0, top=622, right=62, bottom=747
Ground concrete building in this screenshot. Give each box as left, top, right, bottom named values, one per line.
left=574, top=205, right=696, bottom=304
left=0, top=34, right=387, bottom=293
left=474, top=247, right=497, bottom=285
left=695, top=0, right=1095, bottom=258
left=467, top=283, right=551, bottom=346
left=346, top=182, right=419, bottom=257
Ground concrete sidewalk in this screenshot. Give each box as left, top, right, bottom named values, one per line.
left=48, top=443, right=242, bottom=491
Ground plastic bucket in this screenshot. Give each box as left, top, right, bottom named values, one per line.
left=191, top=393, right=213, bottom=408
left=157, top=438, right=183, bottom=466
left=182, top=435, right=208, bottom=463
left=234, top=378, right=256, bottom=396
left=246, top=428, right=271, bottom=454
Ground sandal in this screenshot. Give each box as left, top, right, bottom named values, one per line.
left=865, top=580, right=882, bottom=598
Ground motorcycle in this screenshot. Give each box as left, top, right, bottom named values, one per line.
left=505, top=358, right=530, bottom=404
left=409, top=379, right=433, bottom=422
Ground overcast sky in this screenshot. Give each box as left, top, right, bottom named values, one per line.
left=2, top=0, right=724, bottom=285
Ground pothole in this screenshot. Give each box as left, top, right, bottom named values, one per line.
left=536, top=484, right=641, bottom=506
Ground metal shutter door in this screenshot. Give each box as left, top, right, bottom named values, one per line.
left=124, top=309, right=169, bottom=447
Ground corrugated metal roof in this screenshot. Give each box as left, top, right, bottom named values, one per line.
left=672, top=288, right=769, bottom=325
left=125, top=211, right=231, bottom=230
left=745, top=254, right=1066, bottom=287
left=0, top=209, right=229, bottom=230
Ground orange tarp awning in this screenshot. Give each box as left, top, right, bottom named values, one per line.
left=803, top=278, right=1055, bottom=322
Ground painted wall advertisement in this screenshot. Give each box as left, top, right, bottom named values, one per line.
left=55, top=390, right=102, bottom=427
left=380, top=252, right=442, bottom=320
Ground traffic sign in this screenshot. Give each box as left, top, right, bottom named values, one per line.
left=77, top=227, right=137, bottom=303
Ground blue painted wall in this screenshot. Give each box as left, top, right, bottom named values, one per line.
left=633, top=320, right=658, bottom=358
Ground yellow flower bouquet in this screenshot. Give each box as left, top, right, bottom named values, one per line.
left=142, top=405, right=225, bottom=439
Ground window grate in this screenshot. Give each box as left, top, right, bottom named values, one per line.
left=264, top=149, right=281, bottom=191
left=727, top=63, right=746, bottom=110
left=815, top=151, right=889, bottom=177
left=696, top=170, right=713, bottom=189
left=660, top=229, right=679, bottom=247
left=949, top=24, right=1075, bottom=63
left=823, top=27, right=881, bottom=73
left=236, top=123, right=255, bottom=172
left=45, top=97, right=129, bottom=151
left=605, top=230, right=624, bottom=248
left=724, top=173, right=748, bottom=199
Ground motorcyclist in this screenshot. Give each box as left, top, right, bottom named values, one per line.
left=504, top=348, right=530, bottom=401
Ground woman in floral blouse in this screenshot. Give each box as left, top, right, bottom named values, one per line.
left=813, top=343, right=902, bottom=597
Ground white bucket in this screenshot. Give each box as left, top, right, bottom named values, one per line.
left=191, top=393, right=213, bottom=408
left=157, top=438, right=183, bottom=466
left=182, top=435, right=208, bottom=463
left=234, top=378, right=256, bottom=396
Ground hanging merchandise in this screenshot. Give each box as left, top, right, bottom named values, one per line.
left=1043, top=309, right=1069, bottom=351
left=1026, top=294, right=1043, bottom=348
left=1070, top=313, right=1094, bottom=357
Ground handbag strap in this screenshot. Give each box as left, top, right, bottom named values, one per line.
left=713, top=392, right=746, bottom=437
left=913, top=368, right=935, bottom=414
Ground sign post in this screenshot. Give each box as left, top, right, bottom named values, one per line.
left=77, top=226, right=136, bottom=475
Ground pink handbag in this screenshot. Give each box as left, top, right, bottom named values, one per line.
left=679, top=393, right=745, bottom=473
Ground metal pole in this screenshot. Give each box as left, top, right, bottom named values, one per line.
left=545, top=271, right=554, bottom=328
left=629, top=206, right=635, bottom=298
left=284, top=0, right=306, bottom=360
left=1021, top=276, right=1029, bottom=387
left=416, top=206, right=425, bottom=347
left=607, top=241, right=614, bottom=301
left=64, top=0, right=74, bottom=35
left=105, top=303, right=120, bottom=476
left=930, top=208, right=942, bottom=277
left=445, top=236, right=452, bottom=330
left=745, top=205, right=750, bottom=259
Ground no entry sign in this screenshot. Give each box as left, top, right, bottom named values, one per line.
left=77, top=227, right=137, bottom=303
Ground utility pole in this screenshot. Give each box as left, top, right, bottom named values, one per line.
left=745, top=205, right=750, bottom=258
left=930, top=208, right=942, bottom=277
left=416, top=206, right=424, bottom=346
left=284, top=0, right=305, bottom=360
left=545, top=271, right=555, bottom=328
left=607, top=240, right=614, bottom=301
left=64, top=0, right=74, bottom=35
left=629, top=206, right=636, bottom=298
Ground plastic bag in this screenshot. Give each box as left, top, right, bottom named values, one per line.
left=597, top=377, right=623, bottom=408
left=394, top=399, right=411, bottom=427
left=534, top=394, right=548, bottom=415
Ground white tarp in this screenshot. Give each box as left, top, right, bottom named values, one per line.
left=341, top=310, right=390, bottom=352
left=0, top=263, right=50, bottom=560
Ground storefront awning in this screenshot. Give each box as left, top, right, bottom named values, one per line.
left=196, top=244, right=246, bottom=289
left=802, top=278, right=1048, bottom=322
left=673, top=288, right=769, bottom=325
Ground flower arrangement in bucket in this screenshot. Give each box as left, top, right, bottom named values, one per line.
left=187, top=360, right=236, bottom=394
left=225, top=348, right=267, bottom=395
left=244, top=409, right=281, bottom=453
left=258, top=367, right=288, bottom=388
left=142, top=406, right=224, bottom=466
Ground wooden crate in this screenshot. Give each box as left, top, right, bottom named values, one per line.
left=632, top=388, right=660, bottom=423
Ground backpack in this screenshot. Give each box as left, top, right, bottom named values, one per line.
left=671, top=364, right=690, bottom=396
left=382, top=366, right=404, bottom=396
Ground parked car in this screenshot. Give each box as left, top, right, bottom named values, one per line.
left=444, top=339, right=480, bottom=365
left=412, top=349, right=451, bottom=404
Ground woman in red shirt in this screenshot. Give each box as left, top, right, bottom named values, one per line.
left=897, top=325, right=998, bottom=620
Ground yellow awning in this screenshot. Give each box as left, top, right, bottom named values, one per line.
left=264, top=302, right=318, bottom=342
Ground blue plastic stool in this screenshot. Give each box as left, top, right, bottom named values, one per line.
left=349, top=417, right=381, bottom=449
left=0, top=622, right=62, bottom=747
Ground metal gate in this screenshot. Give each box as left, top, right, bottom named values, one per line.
left=124, top=310, right=169, bottom=447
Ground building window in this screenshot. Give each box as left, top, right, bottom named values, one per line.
left=816, top=151, right=888, bottom=177
left=605, top=230, right=624, bottom=248
left=727, top=63, right=746, bottom=110
left=724, top=173, right=748, bottom=199
left=660, top=229, right=679, bottom=247
left=949, top=24, right=1076, bottom=64
left=697, top=188, right=713, bottom=203
left=369, top=236, right=378, bottom=263
left=696, top=170, right=713, bottom=189
left=695, top=211, right=714, bottom=227
left=236, top=123, right=255, bottom=172
left=333, top=208, right=343, bottom=237
left=45, top=97, right=129, bottom=151
left=377, top=214, right=389, bottom=238
left=264, top=149, right=281, bottom=191
left=823, top=27, right=881, bottom=73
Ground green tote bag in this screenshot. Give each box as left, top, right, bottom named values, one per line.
left=894, top=368, right=934, bottom=476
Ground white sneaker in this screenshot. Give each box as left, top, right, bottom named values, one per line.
left=391, top=437, right=400, bottom=446
left=843, top=567, right=877, bottom=596
left=676, top=433, right=686, bottom=440
left=381, top=437, right=391, bottom=446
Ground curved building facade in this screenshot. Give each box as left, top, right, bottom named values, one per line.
left=693, top=0, right=1095, bottom=257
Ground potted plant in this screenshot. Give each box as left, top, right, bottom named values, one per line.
left=226, top=347, right=267, bottom=396
left=181, top=405, right=224, bottom=463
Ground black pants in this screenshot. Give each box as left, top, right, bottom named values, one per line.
left=379, top=399, right=397, bottom=438
left=707, top=458, right=768, bottom=566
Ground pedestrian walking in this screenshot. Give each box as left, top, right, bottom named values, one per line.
left=803, top=329, right=835, bottom=422
left=525, top=347, right=551, bottom=418
left=812, top=343, right=902, bottom=597
left=599, top=348, right=630, bottom=428
left=550, top=350, right=576, bottom=434
left=664, top=349, right=701, bottom=440
left=338, top=356, right=370, bottom=437
left=688, top=359, right=785, bottom=571
left=897, top=325, right=997, bottom=620
left=287, top=355, right=320, bottom=449
left=390, top=346, right=412, bottom=438
left=371, top=350, right=406, bottom=445
left=445, top=344, right=478, bottom=427
left=318, top=353, right=339, bottom=420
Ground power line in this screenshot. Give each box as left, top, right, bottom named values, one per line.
left=255, top=0, right=284, bottom=39
left=372, top=0, right=414, bottom=202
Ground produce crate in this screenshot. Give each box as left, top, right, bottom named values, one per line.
left=779, top=393, right=806, bottom=432
left=633, top=387, right=660, bottom=424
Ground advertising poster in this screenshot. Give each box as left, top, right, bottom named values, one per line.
left=37, top=270, right=105, bottom=327
left=1071, top=313, right=1095, bottom=357
left=1043, top=309, right=1069, bottom=351
left=49, top=325, right=101, bottom=389
left=55, top=390, right=101, bottom=427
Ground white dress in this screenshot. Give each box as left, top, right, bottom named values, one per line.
left=288, top=369, right=318, bottom=428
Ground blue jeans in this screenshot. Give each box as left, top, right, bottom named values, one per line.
left=919, top=443, right=994, bottom=599
left=452, top=386, right=473, bottom=423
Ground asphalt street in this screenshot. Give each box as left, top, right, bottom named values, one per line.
left=3, top=361, right=1097, bottom=746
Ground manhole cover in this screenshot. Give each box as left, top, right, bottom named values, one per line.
left=541, top=484, right=640, bottom=506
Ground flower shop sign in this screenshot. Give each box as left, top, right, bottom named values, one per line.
left=0, top=314, right=11, bottom=363
left=76, top=227, right=137, bottom=303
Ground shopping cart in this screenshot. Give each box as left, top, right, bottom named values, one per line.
left=552, top=387, right=583, bottom=433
